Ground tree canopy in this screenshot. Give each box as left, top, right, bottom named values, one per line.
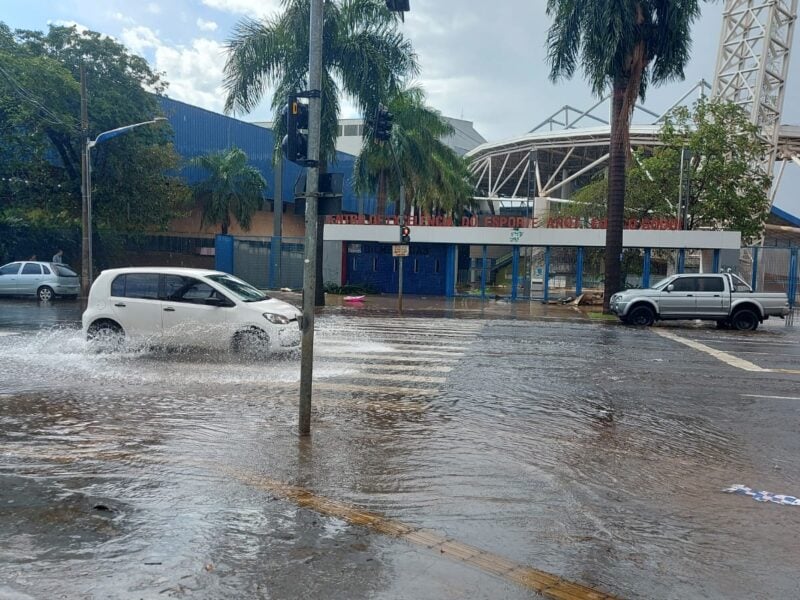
left=223, top=0, right=418, bottom=165
left=0, top=22, right=190, bottom=232
left=354, top=86, right=475, bottom=216
left=190, top=147, right=268, bottom=235
left=562, top=100, right=771, bottom=242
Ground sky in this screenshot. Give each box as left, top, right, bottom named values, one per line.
left=1, top=0, right=799, bottom=213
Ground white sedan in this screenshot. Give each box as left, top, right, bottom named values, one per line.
left=82, top=267, right=301, bottom=356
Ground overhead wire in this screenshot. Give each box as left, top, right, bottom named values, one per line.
left=0, top=64, right=81, bottom=130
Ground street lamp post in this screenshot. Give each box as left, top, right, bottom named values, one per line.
left=80, top=117, right=166, bottom=297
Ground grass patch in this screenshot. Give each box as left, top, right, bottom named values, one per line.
left=586, top=311, right=619, bottom=321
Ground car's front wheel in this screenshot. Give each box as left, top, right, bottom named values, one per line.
left=37, top=286, right=55, bottom=302
left=232, top=328, right=270, bottom=359
left=627, top=305, right=656, bottom=327
left=87, top=320, right=125, bottom=352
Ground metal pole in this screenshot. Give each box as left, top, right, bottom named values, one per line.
left=80, top=65, right=90, bottom=299
left=298, top=0, right=323, bottom=436
left=398, top=183, right=405, bottom=314
left=87, top=143, right=93, bottom=284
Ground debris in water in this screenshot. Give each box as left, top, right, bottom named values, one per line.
left=723, top=484, right=800, bottom=506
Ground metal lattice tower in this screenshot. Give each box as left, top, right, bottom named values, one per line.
left=712, top=0, right=798, bottom=179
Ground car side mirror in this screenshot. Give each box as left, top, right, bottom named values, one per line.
left=666, top=284, right=675, bottom=292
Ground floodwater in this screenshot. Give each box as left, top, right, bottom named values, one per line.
left=1, top=299, right=799, bottom=599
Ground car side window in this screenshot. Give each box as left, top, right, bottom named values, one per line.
left=111, top=275, right=126, bottom=297
left=671, top=277, right=699, bottom=292
left=41, top=265, right=51, bottom=275
left=700, top=277, right=724, bottom=292
left=21, top=263, right=42, bottom=275
left=163, top=275, right=220, bottom=304
left=0, top=263, right=22, bottom=275
left=122, top=274, right=160, bottom=299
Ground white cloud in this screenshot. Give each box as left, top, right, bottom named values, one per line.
left=155, top=38, right=228, bottom=113
left=120, top=26, right=161, bottom=55
left=201, top=0, right=283, bottom=18
left=110, top=12, right=136, bottom=25
left=147, top=2, right=161, bottom=14
left=196, top=18, right=219, bottom=32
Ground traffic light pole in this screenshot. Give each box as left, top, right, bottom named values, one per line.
left=298, top=0, right=323, bottom=436
left=388, top=143, right=405, bottom=314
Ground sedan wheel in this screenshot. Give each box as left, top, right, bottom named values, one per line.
left=87, top=321, right=125, bottom=352
left=232, top=329, right=270, bottom=359
left=37, top=286, right=55, bottom=302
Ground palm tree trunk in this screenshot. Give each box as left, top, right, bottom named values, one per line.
left=603, top=77, right=627, bottom=312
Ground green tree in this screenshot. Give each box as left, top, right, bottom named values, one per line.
left=546, top=0, right=708, bottom=310
left=190, top=148, right=267, bottom=235
left=355, top=86, right=475, bottom=216
left=563, top=100, right=771, bottom=242
left=0, top=23, right=190, bottom=232
left=223, top=0, right=417, bottom=163
left=223, top=0, right=418, bottom=304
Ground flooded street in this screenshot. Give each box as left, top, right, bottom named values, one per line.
left=1, top=298, right=799, bottom=599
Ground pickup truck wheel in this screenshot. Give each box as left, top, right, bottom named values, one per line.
left=627, top=305, right=655, bottom=327
left=731, top=309, right=759, bottom=331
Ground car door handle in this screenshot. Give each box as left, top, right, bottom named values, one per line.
left=114, top=303, right=126, bottom=307
left=163, top=307, right=175, bottom=312
left=713, top=294, right=721, bottom=297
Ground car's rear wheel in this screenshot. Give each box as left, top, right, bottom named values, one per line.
left=731, top=309, right=759, bottom=331
left=627, top=305, right=655, bottom=327
left=87, top=320, right=125, bottom=352
left=37, top=286, right=55, bottom=302
left=232, top=328, right=270, bottom=359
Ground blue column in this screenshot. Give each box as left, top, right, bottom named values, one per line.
left=511, top=246, right=520, bottom=301
left=575, top=247, right=584, bottom=296
left=787, top=247, right=798, bottom=308
left=643, top=248, right=651, bottom=288
left=445, top=244, right=457, bottom=298
left=480, top=245, right=488, bottom=299
left=750, top=246, right=760, bottom=291
left=215, top=234, right=234, bottom=274
left=677, top=248, right=686, bottom=273
left=269, top=236, right=281, bottom=289
left=712, top=249, right=720, bottom=273
left=543, top=246, right=551, bottom=304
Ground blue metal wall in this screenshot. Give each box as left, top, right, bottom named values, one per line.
left=346, top=243, right=448, bottom=295
left=158, top=96, right=369, bottom=213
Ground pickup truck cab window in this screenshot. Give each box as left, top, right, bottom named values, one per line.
left=730, top=274, right=752, bottom=292
left=671, top=277, right=700, bottom=292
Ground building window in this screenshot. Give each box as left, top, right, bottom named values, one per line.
left=434, top=259, right=440, bottom=274
left=343, top=124, right=359, bottom=136
left=352, top=257, right=357, bottom=270
left=372, top=257, right=378, bottom=272
left=413, top=259, right=419, bottom=274
left=393, top=258, right=398, bottom=273
left=337, top=125, right=343, bottom=136
left=357, top=124, right=364, bottom=136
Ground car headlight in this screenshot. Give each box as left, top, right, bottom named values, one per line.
left=263, top=312, right=290, bottom=325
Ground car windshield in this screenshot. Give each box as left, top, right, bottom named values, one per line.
left=650, top=277, right=673, bottom=290
left=54, top=265, right=78, bottom=277
left=207, top=274, right=269, bottom=302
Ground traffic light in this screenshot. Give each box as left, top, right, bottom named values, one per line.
left=281, top=94, right=309, bottom=164
left=373, top=104, right=393, bottom=142
left=400, top=225, right=410, bottom=243
left=386, top=0, right=410, bottom=12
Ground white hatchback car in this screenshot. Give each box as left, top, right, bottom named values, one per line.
left=82, top=267, right=302, bottom=356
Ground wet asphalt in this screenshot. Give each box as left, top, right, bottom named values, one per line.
left=0, top=297, right=799, bottom=600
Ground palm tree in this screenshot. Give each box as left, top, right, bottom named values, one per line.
left=355, top=86, right=475, bottom=217
left=546, top=0, right=707, bottom=310
left=223, top=0, right=417, bottom=163
left=190, top=147, right=267, bottom=235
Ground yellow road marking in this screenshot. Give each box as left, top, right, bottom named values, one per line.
left=4, top=447, right=616, bottom=599
left=232, top=472, right=619, bottom=600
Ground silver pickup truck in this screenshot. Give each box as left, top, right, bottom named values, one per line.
left=609, top=273, right=790, bottom=330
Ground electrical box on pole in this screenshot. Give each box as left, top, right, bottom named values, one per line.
left=400, top=225, right=410, bottom=244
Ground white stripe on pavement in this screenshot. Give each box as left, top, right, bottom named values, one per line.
left=345, top=372, right=447, bottom=384
left=653, top=328, right=768, bottom=372
left=315, top=352, right=460, bottom=363
left=321, top=363, right=452, bottom=373
left=742, top=394, right=800, bottom=400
